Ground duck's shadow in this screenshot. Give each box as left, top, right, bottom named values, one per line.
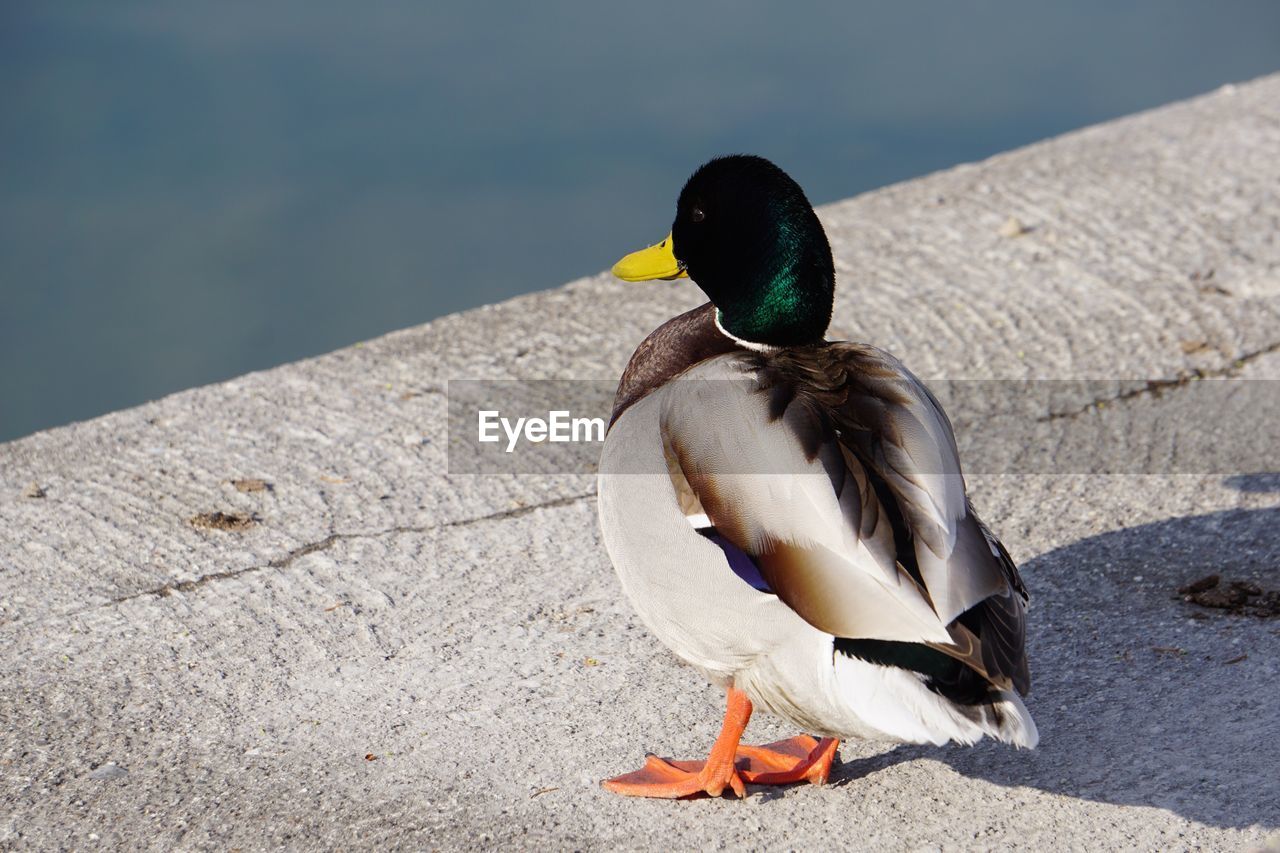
left=823, top=503, right=1280, bottom=829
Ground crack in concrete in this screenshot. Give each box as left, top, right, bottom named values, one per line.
left=441, top=490, right=594, bottom=528
left=62, top=335, right=1280, bottom=613
left=60, top=333, right=1280, bottom=614
left=102, top=490, right=597, bottom=608
left=1038, top=340, right=1280, bottom=423
left=38, top=330, right=1280, bottom=618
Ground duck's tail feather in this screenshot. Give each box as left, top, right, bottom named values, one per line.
left=958, top=689, right=1039, bottom=749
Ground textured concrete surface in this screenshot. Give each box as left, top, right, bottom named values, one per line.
left=3, top=75, right=1280, bottom=850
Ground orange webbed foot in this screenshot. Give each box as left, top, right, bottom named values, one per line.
left=600, top=689, right=839, bottom=798
left=737, top=735, right=840, bottom=786
left=601, top=753, right=747, bottom=799
left=601, top=737, right=840, bottom=798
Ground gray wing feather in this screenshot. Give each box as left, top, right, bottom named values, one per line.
left=659, top=347, right=1031, bottom=694
left=758, top=344, right=1011, bottom=626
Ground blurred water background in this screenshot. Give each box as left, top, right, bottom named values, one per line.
left=2, top=2, right=1278, bottom=442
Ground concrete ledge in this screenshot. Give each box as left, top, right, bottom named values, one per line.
left=2, top=75, right=1279, bottom=849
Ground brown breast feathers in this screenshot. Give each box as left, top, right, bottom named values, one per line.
left=609, top=302, right=744, bottom=428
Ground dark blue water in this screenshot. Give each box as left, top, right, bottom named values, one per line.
left=2, top=2, right=1278, bottom=442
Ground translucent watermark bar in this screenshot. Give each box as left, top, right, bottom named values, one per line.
left=446, top=379, right=1280, bottom=476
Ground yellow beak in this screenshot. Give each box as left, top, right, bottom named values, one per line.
left=611, top=233, right=689, bottom=281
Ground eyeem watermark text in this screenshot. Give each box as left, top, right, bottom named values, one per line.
left=478, top=410, right=606, bottom=453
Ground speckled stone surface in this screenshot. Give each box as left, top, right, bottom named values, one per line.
left=2, top=75, right=1278, bottom=851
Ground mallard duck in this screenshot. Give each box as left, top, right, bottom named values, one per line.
left=596, top=155, right=1037, bottom=799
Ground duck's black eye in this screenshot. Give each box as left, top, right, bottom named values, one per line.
left=691, top=206, right=705, bottom=223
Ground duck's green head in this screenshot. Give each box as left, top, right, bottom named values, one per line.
left=613, top=155, right=834, bottom=346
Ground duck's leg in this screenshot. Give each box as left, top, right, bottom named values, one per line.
left=601, top=687, right=753, bottom=798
